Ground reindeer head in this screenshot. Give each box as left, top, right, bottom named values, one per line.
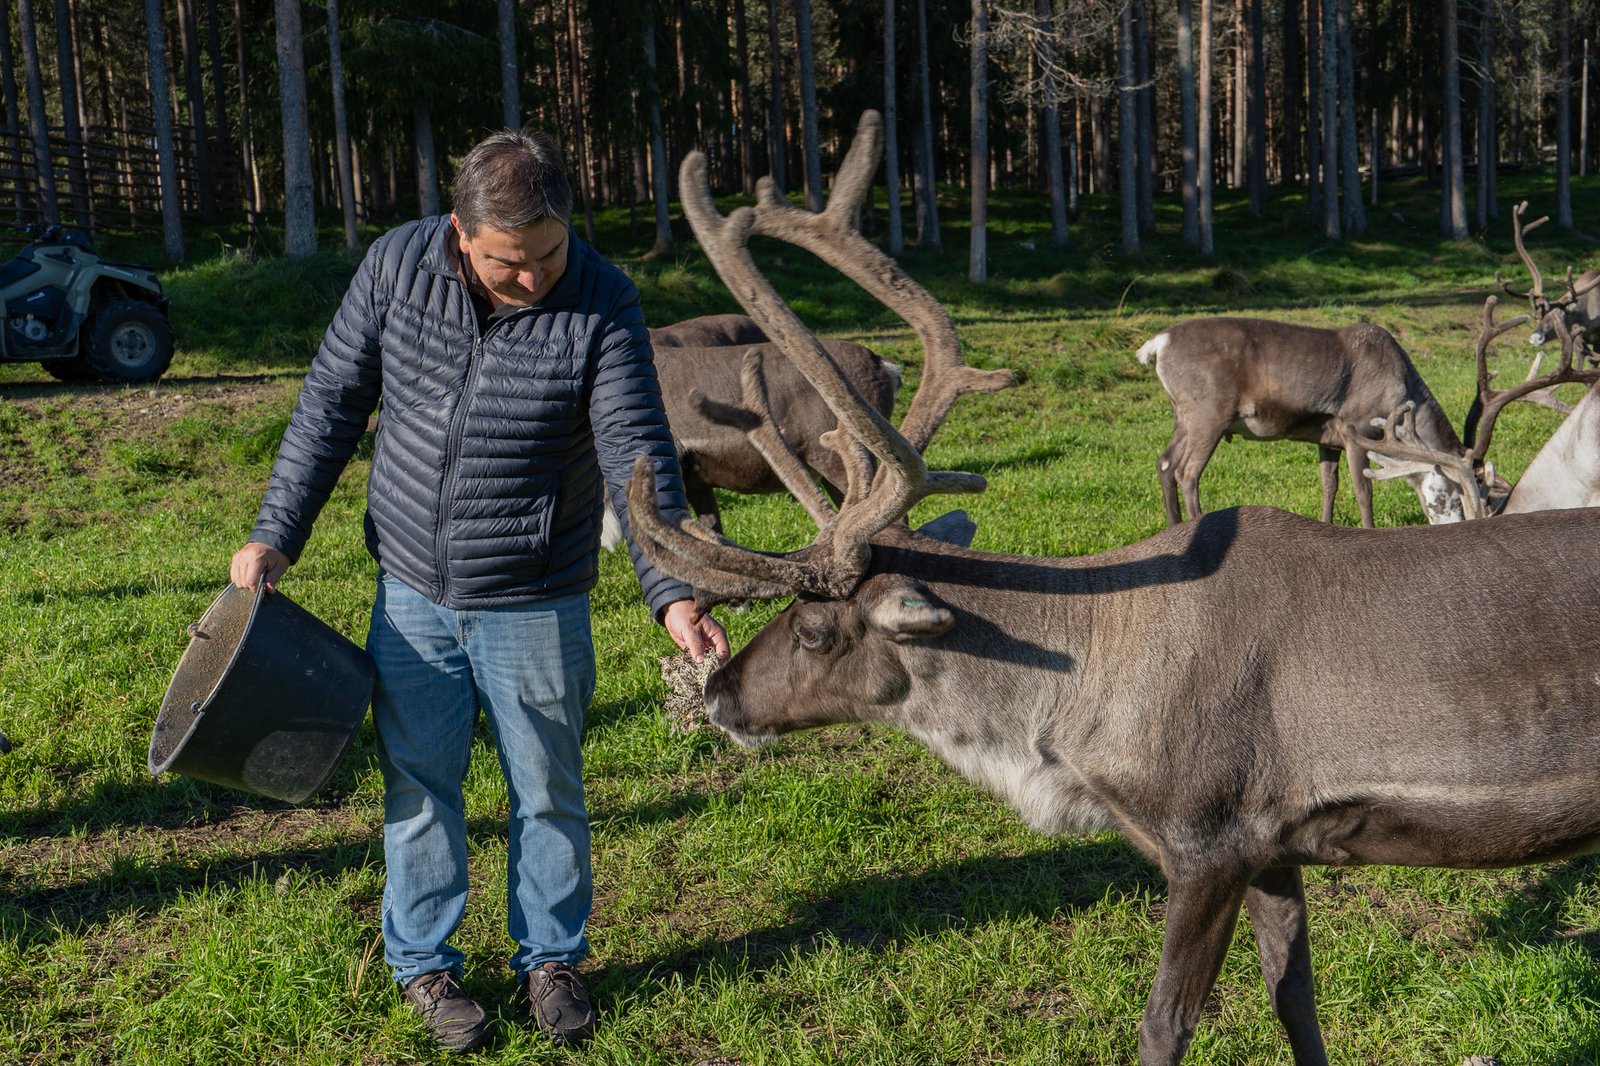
left=1498, top=201, right=1600, bottom=348
left=1365, top=296, right=1593, bottom=520
left=624, top=111, right=1013, bottom=740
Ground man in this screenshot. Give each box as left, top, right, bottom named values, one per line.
left=230, top=127, right=727, bottom=1052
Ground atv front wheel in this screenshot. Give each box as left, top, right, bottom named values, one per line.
left=83, top=299, right=174, bottom=383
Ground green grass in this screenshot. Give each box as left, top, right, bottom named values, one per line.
left=4, top=171, right=1600, bottom=1064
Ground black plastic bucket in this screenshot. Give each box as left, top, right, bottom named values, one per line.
left=149, top=582, right=376, bottom=803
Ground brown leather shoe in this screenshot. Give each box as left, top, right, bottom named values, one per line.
left=402, top=970, right=492, bottom=1053
left=525, top=962, right=597, bottom=1046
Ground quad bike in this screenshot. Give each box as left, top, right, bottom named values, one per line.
left=1, top=222, right=174, bottom=383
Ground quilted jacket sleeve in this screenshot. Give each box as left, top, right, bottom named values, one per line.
left=249, top=238, right=388, bottom=561
left=587, top=282, right=695, bottom=619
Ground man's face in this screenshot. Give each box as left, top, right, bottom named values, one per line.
left=452, top=214, right=569, bottom=308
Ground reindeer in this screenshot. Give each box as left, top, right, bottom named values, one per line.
left=648, top=312, right=768, bottom=349
left=1137, top=317, right=1471, bottom=527
left=1498, top=200, right=1600, bottom=350
left=601, top=316, right=904, bottom=550
left=1362, top=298, right=1600, bottom=518
left=627, top=112, right=1600, bottom=1066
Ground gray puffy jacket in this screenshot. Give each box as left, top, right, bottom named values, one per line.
left=250, top=215, right=693, bottom=616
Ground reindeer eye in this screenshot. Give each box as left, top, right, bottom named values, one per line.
left=793, top=622, right=829, bottom=651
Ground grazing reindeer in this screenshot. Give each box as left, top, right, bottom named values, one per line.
left=1498, top=200, right=1600, bottom=350
left=648, top=312, right=768, bottom=349
left=601, top=314, right=904, bottom=551
left=1364, top=299, right=1600, bottom=517
left=628, top=112, right=1600, bottom=1066
left=1137, top=317, right=1469, bottom=527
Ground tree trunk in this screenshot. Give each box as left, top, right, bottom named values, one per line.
left=1040, top=0, right=1067, bottom=248
left=1477, top=0, right=1497, bottom=228
left=1336, top=0, right=1364, bottom=233
left=1179, top=0, right=1200, bottom=246
left=969, top=0, right=988, bottom=281
left=17, top=0, right=58, bottom=225
left=176, top=0, right=215, bottom=222
left=794, top=0, right=824, bottom=211
left=143, top=0, right=182, bottom=257
left=1, top=3, right=25, bottom=215
left=1557, top=0, right=1573, bottom=228
left=644, top=10, right=673, bottom=255
left=1441, top=0, right=1467, bottom=239
left=914, top=0, right=939, bottom=246
left=766, top=0, right=786, bottom=192
left=1307, top=0, right=1322, bottom=220
left=1247, top=0, right=1268, bottom=212
left=413, top=101, right=439, bottom=219
left=1235, top=0, right=1248, bottom=188
left=327, top=0, right=357, bottom=248
left=500, top=0, right=520, bottom=127
left=565, top=0, right=596, bottom=239
left=1135, top=0, right=1155, bottom=234
left=1199, top=0, right=1214, bottom=254
left=1281, top=0, right=1302, bottom=184
left=884, top=0, right=904, bottom=256
left=734, top=0, right=754, bottom=194
left=1320, top=0, right=1339, bottom=239
left=235, top=0, right=259, bottom=230
left=277, top=0, right=316, bottom=254
left=0, top=8, right=17, bottom=134
left=52, top=0, right=90, bottom=222
left=1118, top=0, right=1139, bottom=251
left=202, top=0, right=234, bottom=197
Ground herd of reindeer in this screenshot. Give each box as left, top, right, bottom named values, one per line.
left=7, top=109, right=1591, bottom=1062
left=622, top=111, right=1600, bottom=1064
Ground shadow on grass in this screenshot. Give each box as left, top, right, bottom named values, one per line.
left=594, top=835, right=1161, bottom=996
left=1477, top=853, right=1600, bottom=954
left=1473, top=854, right=1600, bottom=1064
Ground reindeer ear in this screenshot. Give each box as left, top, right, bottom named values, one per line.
left=914, top=509, right=977, bottom=547
left=867, top=581, right=954, bottom=641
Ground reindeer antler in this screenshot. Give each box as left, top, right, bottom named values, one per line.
left=1465, top=296, right=1594, bottom=458
left=1360, top=401, right=1492, bottom=520
left=1498, top=201, right=1548, bottom=304
left=627, top=110, right=1014, bottom=603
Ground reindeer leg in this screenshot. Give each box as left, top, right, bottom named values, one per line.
left=1245, top=866, right=1328, bottom=1066
left=1175, top=429, right=1224, bottom=525
left=1345, top=443, right=1375, bottom=528
left=1138, top=868, right=1251, bottom=1066
left=1317, top=446, right=1339, bottom=524
left=684, top=477, right=723, bottom=535
left=1159, top=427, right=1187, bottom=525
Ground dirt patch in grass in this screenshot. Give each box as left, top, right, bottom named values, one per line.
left=0, top=376, right=294, bottom=486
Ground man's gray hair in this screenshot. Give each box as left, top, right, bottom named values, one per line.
left=451, top=127, right=573, bottom=235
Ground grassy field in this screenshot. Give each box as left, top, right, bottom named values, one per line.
left=3, top=171, right=1600, bottom=1065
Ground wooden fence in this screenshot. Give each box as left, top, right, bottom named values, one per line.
left=0, top=124, right=228, bottom=234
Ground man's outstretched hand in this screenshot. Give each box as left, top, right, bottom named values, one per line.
left=663, top=599, right=729, bottom=663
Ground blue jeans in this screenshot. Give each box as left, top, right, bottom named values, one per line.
left=368, top=572, right=595, bottom=984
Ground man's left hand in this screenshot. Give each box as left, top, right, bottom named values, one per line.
left=663, top=600, right=729, bottom=663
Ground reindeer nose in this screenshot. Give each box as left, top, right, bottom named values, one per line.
left=1530, top=332, right=1547, bottom=346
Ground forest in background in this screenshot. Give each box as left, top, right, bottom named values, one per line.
left=4, top=0, right=1600, bottom=273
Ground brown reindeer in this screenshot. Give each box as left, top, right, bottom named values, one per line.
left=601, top=315, right=903, bottom=549
left=1137, top=317, right=1471, bottom=527
left=648, top=312, right=769, bottom=349
left=627, top=112, right=1600, bottom=1066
